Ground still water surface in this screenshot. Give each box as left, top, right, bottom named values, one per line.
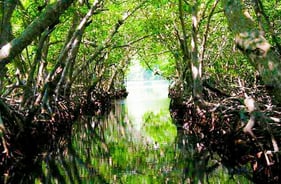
left=125, top=80, right=170, bottom=130
left=39, top=80, right=252, bottom=183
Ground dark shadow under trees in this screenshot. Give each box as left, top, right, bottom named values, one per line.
left=169, top=80, right=281, bottom=183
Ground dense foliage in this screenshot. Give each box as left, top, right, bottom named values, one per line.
left=1, top=0, right=281, bottom=183
left=1, top=0, right=281, bottom=103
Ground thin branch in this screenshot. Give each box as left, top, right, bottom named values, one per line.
left=200, top=0, right=220, bottom=65
left=112, top=34, right=152, bottom=49
left=178, top=0, right=189, bottom=59
left=71, top=1, right=146, bottom=83
left=0, top=0, right=74, bottom=65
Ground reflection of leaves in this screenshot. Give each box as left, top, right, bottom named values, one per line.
left=143, top=111, right=154, bottom=122
left=47, top=159, right=67, bottom=184
left=143, top=110, right=177, bottom=144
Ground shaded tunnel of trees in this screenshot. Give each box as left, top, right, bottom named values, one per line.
left=0, top=0, right=281, bottom=183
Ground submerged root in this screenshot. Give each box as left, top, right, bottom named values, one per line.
left=0, top=98, right=76, bottom=183
left=0, top=88, right=114, bottom=183
left=170, top=85, right=281, bottom=183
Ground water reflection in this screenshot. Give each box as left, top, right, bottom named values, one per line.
left=43, top=101, right=250, bottom=183
left=37, top=80, right=252, bottom=183
left=126, top=80, right=170, bottom=131
left=69, top=100, right=184, bottom=184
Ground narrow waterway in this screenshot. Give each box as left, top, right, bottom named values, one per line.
left=125, top=79, right=170, bottom=131
left=26, top=63, right=251, bottom=183
left=36, top=77, right=252, bottom=183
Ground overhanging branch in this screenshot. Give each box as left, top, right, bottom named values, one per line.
left=0, top=0, right=74, bottom=68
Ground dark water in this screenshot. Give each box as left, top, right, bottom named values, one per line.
left=37, top=80, right=252, bottom=183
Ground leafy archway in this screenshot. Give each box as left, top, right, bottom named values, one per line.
left=0, top=0, right=281, bottom=183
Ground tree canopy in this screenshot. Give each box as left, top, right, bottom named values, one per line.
left=1, top=0, right=281, bottom=182
left=0, top=0, right=280, bottom=104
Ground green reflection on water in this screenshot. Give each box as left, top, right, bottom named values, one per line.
left=36, top=99, right=251, bottom=184
left=142, top=109, right=177, bottom=144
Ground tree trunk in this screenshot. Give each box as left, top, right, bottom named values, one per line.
left=21, top=29, right=51, bottom=108
left=0, top=0, right=73, bottom=72
left=178, top=0, right=192, bottom=97
left=0, top=0, right=18, bottom=82
left=190, top=1, right=203, bottom=103
left=222, top=0, right=281, bottom=103
left=0, top=0, right=17, bottom=46
left=55, top=1, right=103, bottom=99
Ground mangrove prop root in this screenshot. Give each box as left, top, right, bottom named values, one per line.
left=0, top=87, right=125, bottom=183
left=170, top=85, right=281, bottom=183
